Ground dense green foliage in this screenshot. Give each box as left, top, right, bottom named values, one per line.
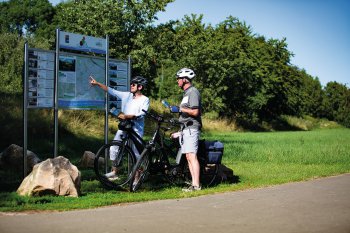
left=0, top=0, right=349, bottom=127
left=0, top=128, right=349, bottom=212
left=0, top=33, right=25, bottom=94
left=0, top=0, right=55, bottom=38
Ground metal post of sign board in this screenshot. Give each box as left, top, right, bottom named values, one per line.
left=54, top=28, right=60, bottom=157
left=23, top=42, right=29, bottom=178
left=104, top=35, right=109, bottom=146
left=128, top=55, right=132, bottom=88
left=104, top=35, right=109, bottom=174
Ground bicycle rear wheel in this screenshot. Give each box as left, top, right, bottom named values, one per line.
left=94, top=141, right=136, bottom=189
left=160, top=139, right=189, bottom=186
left=129, top=149, right=150, bottom=192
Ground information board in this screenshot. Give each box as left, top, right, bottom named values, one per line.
left=108, top=60, right=129, bottom=114
left=26, top=49, right=129, bottom=111
left=59, top=30, right=107, bottom=54
left=58, top=53, right=129, bottom=110
left=28, top=49, right=55, bottom=108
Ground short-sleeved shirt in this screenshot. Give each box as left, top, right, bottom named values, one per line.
left=179, top=86, right=202, bottom=130
left=108, top=87, right=150, bottom=136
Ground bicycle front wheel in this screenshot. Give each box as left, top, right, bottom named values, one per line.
left=94, top=141, right=136, bottom=190
left=129, top=149, right=150, bottom=192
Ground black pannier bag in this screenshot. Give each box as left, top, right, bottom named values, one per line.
left=198, top=140, right=224, bottom=164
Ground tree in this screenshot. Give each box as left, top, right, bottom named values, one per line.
left=298, top=70, right=324, bottom=117
left=2, top=0, right=348, bottom=128
left=323, top=82, right=350, bottom=127
left=0, top=33, right=25, bottom=95
left=0, top=32, right=51, bottom=95
left=0, top=0, right=55, bottom=38
left=54, top=0, right=174, bottom=58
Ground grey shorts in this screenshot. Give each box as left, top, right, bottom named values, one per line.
left=179, top=128, right=200, bottom=154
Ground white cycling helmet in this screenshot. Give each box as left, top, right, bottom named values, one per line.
left=176, top=68, right=196, bottom=80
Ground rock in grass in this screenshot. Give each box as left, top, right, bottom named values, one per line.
left=0, top=144, right=41, bottom=174
left=80, top=151, right=95, bottom=168
left=17, top=156, right=81, bottom=197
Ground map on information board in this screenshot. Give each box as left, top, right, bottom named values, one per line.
left=58, top=55, right=107, bottom=109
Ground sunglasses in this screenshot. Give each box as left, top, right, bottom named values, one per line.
left=131, top=83, right=138, bottom=87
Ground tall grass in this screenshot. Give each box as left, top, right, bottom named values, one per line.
left=205, top=128, right=350, bottom=186
left=1, top=127, right=349, bottom=212
left=280, top=115, right=341, bottom=131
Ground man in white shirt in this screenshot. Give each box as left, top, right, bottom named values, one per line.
left=89, top=75, right=150, bottom=180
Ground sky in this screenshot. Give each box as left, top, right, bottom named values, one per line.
left=49, top=0, right=350, bottom=87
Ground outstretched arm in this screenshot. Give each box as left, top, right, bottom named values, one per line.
left=89, top=76, right=108, bottom=92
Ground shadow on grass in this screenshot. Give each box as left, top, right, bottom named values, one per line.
left=124, top=171, right=241, bottom=193
left=236, top=116, right=305, bottom=132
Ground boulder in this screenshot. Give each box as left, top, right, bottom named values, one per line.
left=0, top=144, right=41, bottom=174
left=17, top=156, right=81, bottom=197
left=80, top=151, right=95, bottom=168
left=80, top=151, right=104, bottom=168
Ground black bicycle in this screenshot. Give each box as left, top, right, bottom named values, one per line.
left=129, top=110, right=220, bottom=192
left=94, top=118, right=145, bottom=190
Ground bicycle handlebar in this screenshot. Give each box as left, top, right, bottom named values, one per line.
left=142, top=109, right=181, bottom=127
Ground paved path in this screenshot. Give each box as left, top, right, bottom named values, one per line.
left=1, top=174, right=350, bottom=233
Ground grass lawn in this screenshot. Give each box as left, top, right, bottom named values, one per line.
left=1, top=128, right=349, bottom=212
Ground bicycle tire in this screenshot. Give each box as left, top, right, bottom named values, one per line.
left=164, top=161, right=191, bottom=186
left=167, top=160, right=219, bottom=187
left=157, top=138, right=186, bottom=186
left=94, top=141, right=136, bottom=190
left=129, top=149, right=150, bottom=192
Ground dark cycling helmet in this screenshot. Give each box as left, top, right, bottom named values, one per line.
left=131, top=76, right=147, bottom=87
left=176, top=68, right=196, bottom=80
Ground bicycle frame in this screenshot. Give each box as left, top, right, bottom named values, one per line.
left=129, top=111, right=189, bottom=191
left=94, top=118, right=149, bottom=189
left=129, top=110, right=220, bottom=192
left=119, top=126, right=147, bottom=157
